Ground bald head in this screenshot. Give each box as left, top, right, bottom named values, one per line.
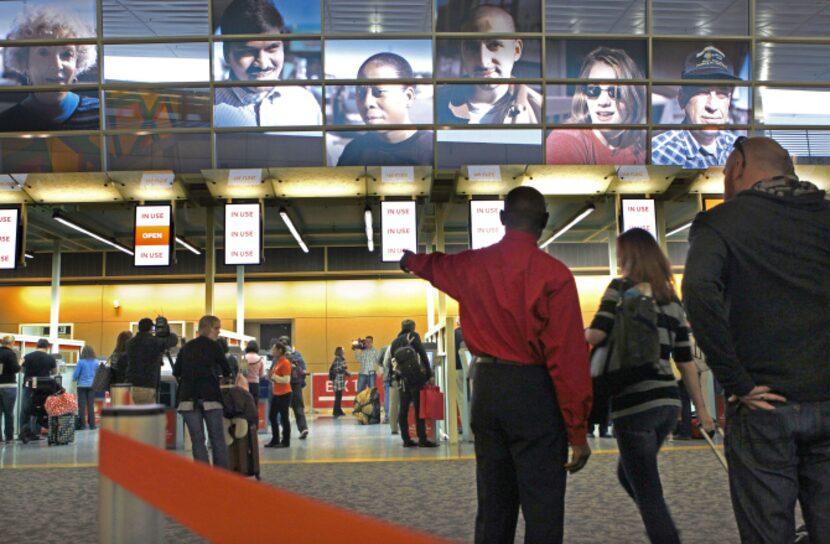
left=724, top=136, right=796, bottom=200
left=462, top=5, right=516, bottom=33
left=501, top=186, right=548, bottom=238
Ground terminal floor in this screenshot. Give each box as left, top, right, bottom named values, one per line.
left=1, top=415, right=742, bottom=543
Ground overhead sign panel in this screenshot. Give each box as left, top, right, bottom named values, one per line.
left=381, top=201, right=417, bottom=263
left=621, top=198, right=657, bottom=239
left=224, top=203, right=261, bottom=266
left=469, top=200, right=505, bottom=249
left=0, top=208, right=19, bottom=270
left=134, top=205, right=172, bottom=267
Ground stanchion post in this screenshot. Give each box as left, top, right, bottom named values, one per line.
left=99, top=404, right=166, bottom=543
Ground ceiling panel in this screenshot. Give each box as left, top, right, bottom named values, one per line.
left=545, top=0, right=645, bottom=34
left=652, top=0, right=749, bottom=36
left=102, top=0, right=209, bottom=37
left=756, top=0, right=830, bottom=38
left=324, top=0, right=433, bottom=33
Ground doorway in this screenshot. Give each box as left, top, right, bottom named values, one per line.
left=259, top=322, right=293, bottom=348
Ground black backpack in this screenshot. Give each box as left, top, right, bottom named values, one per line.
left=393, top=333, right=426, bottom=388
left=596, top=281, right=663, bottom=395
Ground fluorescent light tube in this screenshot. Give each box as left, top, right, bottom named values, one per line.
left=279, top=207, right=309, bottom=253
left=175, top=236, right=201, bottom=255
left=53, top=211, right=134, bottom=256
left=539, top=205, right=595, bottom=249
left=364, top=206, right=374, bottom=252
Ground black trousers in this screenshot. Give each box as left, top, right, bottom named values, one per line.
left=269, top=392, right=292, bottom=445
left=333, top=390, right=345, bottom=415
left=399, top=385, right=427, bottom=444
left=290, top=383, right=308, bottom=432
left=471, top=362, right=568, bottom=544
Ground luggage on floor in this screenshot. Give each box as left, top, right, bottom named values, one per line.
left=228, top=426, right=260, bottom=480
left=352, top=387, right=380, bottom=425
left=48, top=413, right=76, bottom=445
left=45, top=389, right=78, bottom=417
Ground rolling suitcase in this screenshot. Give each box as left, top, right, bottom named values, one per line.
left=229, top=426, right=260, bottom=480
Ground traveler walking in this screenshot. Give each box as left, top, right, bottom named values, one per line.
left=0, top=336, right=21, bottom=443
left=401, top=186, right=592, bottom=543
left=173, top=315, right=231, bottom=469
left=265, top=343, right=292, bottom=448
left=585, top=227, right=714, bottom=543
left=279, top=336, right=309, bottom=439
left=683, top=136, right=830, bottom=544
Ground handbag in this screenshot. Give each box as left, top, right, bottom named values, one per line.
left=45, top=389, right=78, bottom=417
left=419, top=384, right=445, bottom=420
left=91, top=362, right=113, bottom=392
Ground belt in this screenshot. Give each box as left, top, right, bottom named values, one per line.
left=475, top=355, right=539, bottom=367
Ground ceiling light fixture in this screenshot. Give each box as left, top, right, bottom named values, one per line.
left=364, top=206, right=374, bottom=252
left=279, top=207, right=309, bottom=253
left=24, top=252, right=34, bottom=259
left=666, top=221, right=694, bottom=237
left=52, top=210, right=134, bottom=256
left=539, top=204, right=596, bottom=249
left=175, top=236, right=201, bottom=255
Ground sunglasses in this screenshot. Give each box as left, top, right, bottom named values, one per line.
left=732, top=135, right=747, bottom=166
left=583, top=85, right=621, bottom=99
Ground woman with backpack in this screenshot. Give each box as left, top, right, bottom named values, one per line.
left=585, top=228, right=715, bottom=544
left=243, top=340, right=266, bottom=400
left=329, top=346, right=349, bottom=418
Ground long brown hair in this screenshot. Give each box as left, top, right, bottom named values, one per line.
left=113, top=330, right=132, bottom=356
left=568, top=46, right=646, bottom=154
left=617, top=228, right=676, bottom=304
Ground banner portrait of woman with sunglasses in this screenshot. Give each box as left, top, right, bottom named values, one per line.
left=546, top=47, right=646, bottom=165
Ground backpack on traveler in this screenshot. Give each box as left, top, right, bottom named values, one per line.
left=392, top=333, right=427, bottom=389
left=592, top=281, right=662, bottom=396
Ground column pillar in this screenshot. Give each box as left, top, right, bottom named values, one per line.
left=49, top=239, right=61, bottom=353
left=205, top=207, right=215, bottom=315
left=236, top=266, right=245, bottom=335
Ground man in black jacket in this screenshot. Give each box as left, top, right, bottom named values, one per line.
left=126, top=318, right=178, bottom=404
left=390, top=319, right=437, bottom=448
left=683, top=136, right=830, bottom=543
left=0, top=336, right=21, bottom=443
left=173, top=315, right=230, bottom=469
left=19, top=338, right=56, bottom=441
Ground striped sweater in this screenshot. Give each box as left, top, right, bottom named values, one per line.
left=590, top=278, right=693, bottom=419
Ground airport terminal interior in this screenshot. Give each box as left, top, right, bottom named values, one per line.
left=0, top=0, right=827, bottom=542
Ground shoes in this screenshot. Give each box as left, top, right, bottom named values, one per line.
left=89, top=426, right=97, bottom=431
left=391, top=430, right=399, bottom=435
left=598, top=432, right=611, bottom=438
left=382, top=418, right=389, bottom=424
left=418, top=441, right=438, bottom=448
left=299, top=429, right=308, bottom=439
left=275, top=443, right=290, bottom=448
left=264, top=441, right=279, bottom=448
left=402, top=440, right=417, bottom=448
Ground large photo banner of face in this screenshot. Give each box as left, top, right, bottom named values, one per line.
left=545, top=40, right=647, bottom=165
left=0, top=0, right=99, bottom=132
left=211, top=0, right=323, bottom=129
left=651, top=41, right=751, bottom=168
left=436, top=0, right=542, bottom=32
left=325, top=40, right=433, bottom=166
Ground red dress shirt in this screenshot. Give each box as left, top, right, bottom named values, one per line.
left=406, top=229, right=592, bottom=446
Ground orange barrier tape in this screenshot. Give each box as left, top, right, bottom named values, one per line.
left=98, top=429, right=450, bottom=544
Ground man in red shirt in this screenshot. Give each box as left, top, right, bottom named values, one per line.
left=401, top=186, right=592, bottom=544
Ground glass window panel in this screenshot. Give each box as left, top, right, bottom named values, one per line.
left=324, top=0, right=433, bottom=33
left=106, top=132, right=211, bottom=171
left=212, top=39, right=322, bottom=82
left=1, top=44, right=99, bottom=87
left=652, top=0, right=748, bottom=36
left=436, top=0, right=542, bottom=33
left=756, top=88, right=830, bottom=126
left=0, top=134, right=101, bottom=172
left=756, top=43, right=830, bottom=82
left=102, top=0, right=208, bottom=37
left=436, top=38, right=541, bottom=79
left=212, top=0, right=321, bottom=35
left=545, top=39, right=647, bottom=79
left=327, top=129, right=433, bottom=166
left=652, top=41, right=750, bottom=81
left=435, top=83, right=542, bottom=125
left=214, top=85, right=322, bottom=127
left=0, top=0, right=97, bottom=40
left=652, top=85, right=750, bottom=125
left=757, top=130, right=830, bottom=165
left=756, top=0, right=830, bottom=38
left=104, top=43, right=210, bottom=84
left=0, top=89, right=100, bottom=132
left=651, top=128, right=747, bottom=168
left=104, top=88, right=211, bottom=129
left=546, top=84, right=646, bottom=124
left=217, top=131, right=324, bottom=167
left=546, top=128, right=646, bottom=165
left=544, top=0, right=645, bottom=34
left=324, top=40, right=433, bottom=80
left=436, top=129, right=541, bottom=168
left=326, top=84, right=432, bottom=126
